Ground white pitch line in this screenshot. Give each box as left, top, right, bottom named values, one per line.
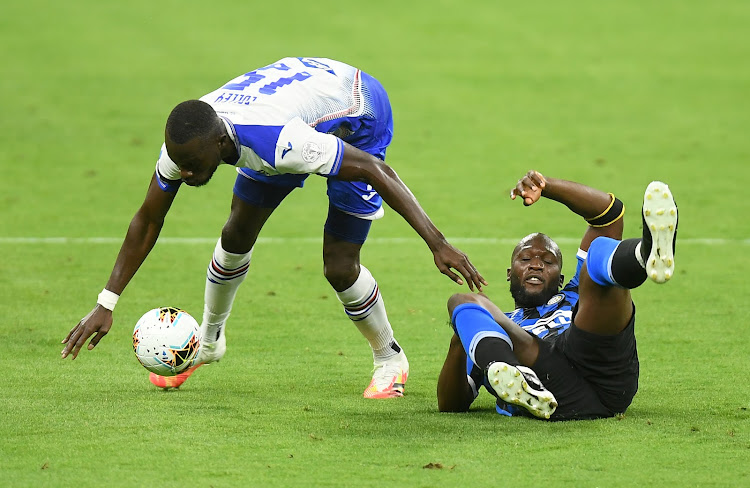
left=0, top=237, right=747, bottom=245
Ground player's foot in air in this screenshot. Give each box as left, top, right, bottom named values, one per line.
left=363, top=350, right=409, bottom=399
left=641, top=181, right=678, bottom=284
left=486, top=362, right=557, bottom=419
left=150, top=327, right=227, bottom=389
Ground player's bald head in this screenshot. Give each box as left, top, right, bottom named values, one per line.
left=512, top=233, right=563, bottom=268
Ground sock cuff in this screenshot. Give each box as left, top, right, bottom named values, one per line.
left=586, top=236, right=620, bottom=287
left=336, top=265, right=375, bottom=305
left=372, top=336, right=399, bottom=359
left=214, top=238, right=253, bottom=268
left=451, top=302, right=495, bottom=324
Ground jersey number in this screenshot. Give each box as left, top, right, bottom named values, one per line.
left=222, top=61, right=325, bottom=95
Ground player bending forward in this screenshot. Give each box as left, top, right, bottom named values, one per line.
left=437, top=170, right=677, bottom=419
left=62, top=57, right=486, bottom=399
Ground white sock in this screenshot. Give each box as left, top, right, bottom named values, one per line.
left=203, top=238, right=252, bottom=342
left=635, top=241, right=646, bottom=268
left=336, top=265, right=399, bottom=361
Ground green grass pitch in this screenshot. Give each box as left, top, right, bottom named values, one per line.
left=1, top=1, right=749, bottom=486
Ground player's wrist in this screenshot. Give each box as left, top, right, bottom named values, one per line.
left=97, top=288, right=120, bottom=311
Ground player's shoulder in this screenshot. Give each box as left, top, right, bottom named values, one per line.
left=538, top=291, right=576, bottom=316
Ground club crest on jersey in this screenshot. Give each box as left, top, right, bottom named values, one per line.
left=546, top=293, right=564, bottom=306
left=301, top=141, right=323, bottom=163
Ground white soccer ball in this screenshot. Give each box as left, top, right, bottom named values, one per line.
left=132, top=307, right=201, bottom=376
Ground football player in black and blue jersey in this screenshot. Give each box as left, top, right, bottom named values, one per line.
left=437, top=170, right=678, bottom=420
left=61, top=58, right=486, bottom=398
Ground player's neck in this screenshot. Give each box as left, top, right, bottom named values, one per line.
left=219, top=125, right=240, bottom=164
left=221, top=144, right=239, bottom=164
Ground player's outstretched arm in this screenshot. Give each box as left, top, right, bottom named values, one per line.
left=510, top=170, right=624, bottom=250
left=61, top=174, right=178, bottom=359
left=336, top=144, right=487, bottom=291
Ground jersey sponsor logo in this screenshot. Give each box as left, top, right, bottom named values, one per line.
left=301, top=141, right=323, bottom=163
left=523, top=309, right=572, bottom=338
left=281, top=142, right=293, bottom=159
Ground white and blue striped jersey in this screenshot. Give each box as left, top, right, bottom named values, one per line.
left=155, top=57, right=374, bottom=191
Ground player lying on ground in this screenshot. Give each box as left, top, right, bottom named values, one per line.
left=61, top=57, right=486, bottom=399
left=437, top=170, right=677, bottom=420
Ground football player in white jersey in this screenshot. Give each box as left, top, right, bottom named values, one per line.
left=61, top=57, right=487, bottom=398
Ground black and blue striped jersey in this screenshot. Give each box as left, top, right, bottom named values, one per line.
left=504, top=248, right=586, bottom=340
left=466, top=249, right=586, bottom=399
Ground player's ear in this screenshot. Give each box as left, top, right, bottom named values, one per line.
left=506, top=268, right=511, bottom=281
left=559, top=275, right=564, bottom=287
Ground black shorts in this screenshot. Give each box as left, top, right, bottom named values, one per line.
left=532, top=305, right=640, bottom=420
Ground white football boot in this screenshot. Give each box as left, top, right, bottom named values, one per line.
left=641, top=181, right=678, bottom=284
left=486, top=362, right=557, bottom=419
left=363, top=350, right=409, bottom=399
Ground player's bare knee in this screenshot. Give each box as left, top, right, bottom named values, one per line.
left=220, top=223, right=254, bottom=254
left=323, top=260, right=359, bottom=292
left=447, top=293, right=482, bottom=316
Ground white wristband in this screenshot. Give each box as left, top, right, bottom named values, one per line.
left=97, top=289, right=120, bottom=311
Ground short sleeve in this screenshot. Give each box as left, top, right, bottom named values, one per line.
left=567, top=248, right=587, bottom=289
left=273, top=117, right=345, bottom=176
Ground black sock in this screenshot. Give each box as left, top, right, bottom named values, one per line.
left=611, top=238, right=648, bottom=289
left=473, top=337, right=519, bottom=371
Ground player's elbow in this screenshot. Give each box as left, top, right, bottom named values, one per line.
left=357, top=158, right=396, bottom=188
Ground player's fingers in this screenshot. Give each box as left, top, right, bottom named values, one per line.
left=438, top=263, right=464, bottom=286
left=463, top=266, right=485, bottom=292
left=61, top=325, right=77, bottom=344
left=61, top=327, right=81, bottom=358
left=462, top=261, right=486, bottom=291
left=513, top=175, right=539, bottom=201
left=449, top=254, right=485, bottom=292
left=88, top=330, right=109, bottom=349
left=529, top=170, right=546, bottom=188
left=476, top=270, right=489, bottom=287
left=520, top=175, right=538, bottom=192
left=68, top=328, right=95, bottom=360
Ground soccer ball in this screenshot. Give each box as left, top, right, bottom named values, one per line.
left=132, top=307, right=201, bottom=376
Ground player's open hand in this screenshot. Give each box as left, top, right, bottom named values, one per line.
left=510, top=170, right=546, bottom=206
left=61, top=306, right=113, bottom=359
left=432, top=241, right=488, bottom=291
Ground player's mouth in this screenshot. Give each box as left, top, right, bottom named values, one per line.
left=525, top=275, right=544, bottom=285
left=184, top=175, right=209, bottom=187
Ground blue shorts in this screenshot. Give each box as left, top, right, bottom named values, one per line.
left=234, top=70, right=392, bottom=221
left=233, top=176, right=372, bottom=244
